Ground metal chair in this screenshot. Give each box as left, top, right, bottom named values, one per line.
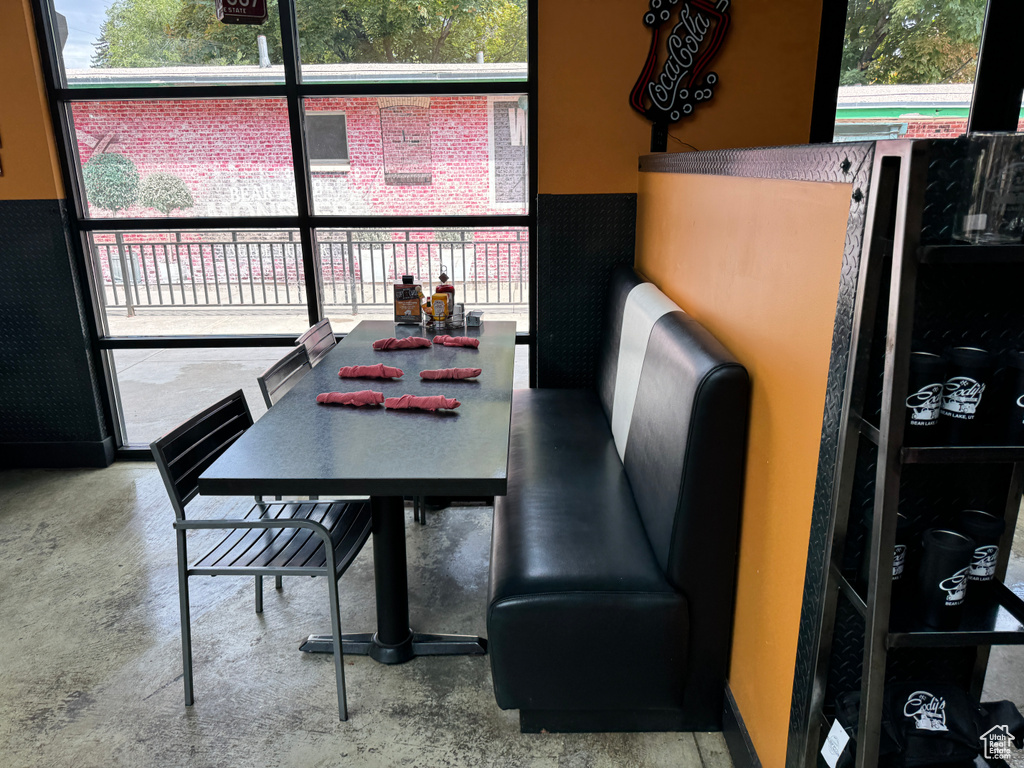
left=150, top=390, right=372, bottom=721
left=296, top=318, right=337, bottom=367
left=258, top=345, right=312, bottom=409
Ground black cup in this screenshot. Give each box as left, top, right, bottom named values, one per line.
left=941, top=347, right=993, bottom=445
left=958, top=509, right=1005, bottom=586
left=917, top=528, right=976, bottom=629
left=905, top=352, right=946, bottom=446
left=992, top=350, right=1024, bottom=446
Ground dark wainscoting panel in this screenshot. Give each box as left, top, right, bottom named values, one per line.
left=724, top=683, right=763, bottom=768
left=0, top=199, right=111, bottom=467
left=536, top=193, right=637, bottom=389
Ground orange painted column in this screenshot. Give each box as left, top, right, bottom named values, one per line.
left=635, top=171, right=853, bottom=768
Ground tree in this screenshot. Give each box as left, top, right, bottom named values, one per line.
left=82, top=153, right=141, bottom=214
left=841, top=0, right=986, bottom=85
left=94, top=0, right=527, bottom=68
left=139, top=173, right=195, bottom=215
left=92, top=0, right=184, bottom=68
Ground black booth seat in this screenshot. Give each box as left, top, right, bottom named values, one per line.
left=487, top=267, right=750, bottom=733
left=488, top=389, right=689, bottom=713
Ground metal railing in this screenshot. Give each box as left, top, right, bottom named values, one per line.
left=91, top=229, right=529, bottom=316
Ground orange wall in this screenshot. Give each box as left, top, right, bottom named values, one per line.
left=635, top=172, right=852, bottom=768
left=0, top=0, right=63, bottom=201
left=538, top=0, right=824, bottom=195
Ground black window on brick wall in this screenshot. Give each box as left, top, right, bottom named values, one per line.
left=306, top=112, right=349, bottom=171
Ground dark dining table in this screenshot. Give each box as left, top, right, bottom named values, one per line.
left=197, top=319, right=516, bottom=664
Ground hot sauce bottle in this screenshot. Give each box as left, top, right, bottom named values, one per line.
left=430, top=266, right=455, bottom=322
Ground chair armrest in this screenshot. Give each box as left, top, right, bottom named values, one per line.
left=173, top=518, right=333, bottom=548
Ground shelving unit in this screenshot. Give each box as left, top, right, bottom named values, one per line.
left=798, top=138, right=1024, bottom=768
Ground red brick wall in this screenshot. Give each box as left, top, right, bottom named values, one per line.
left=73, top=96, right=519, bottom=218
left=835, top=115, right=1024, bottom=140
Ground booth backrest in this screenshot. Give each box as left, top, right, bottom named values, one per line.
left=598, top=266, right=750, bottom=590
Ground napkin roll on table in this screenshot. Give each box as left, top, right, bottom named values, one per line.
left=372, top=337, right=432, bottom=350
left=431, top=335, right=479, bottom=349
left=338, top=363, right=404, bottom=379
left=420, top=368, right=482, bottom=380
left=316, top=390, right=385, bottom=406
left=384, top=395, right=461, bottom=411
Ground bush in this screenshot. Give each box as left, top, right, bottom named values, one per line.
left=82, top=152, right=140, bottom=213
left=139, top=172, right=195, bottom=216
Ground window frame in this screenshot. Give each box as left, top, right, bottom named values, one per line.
left=32, top=0, right=537, bottom=455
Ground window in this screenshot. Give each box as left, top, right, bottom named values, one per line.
left=305, top=112, right=349, bottom=172
left=38, top=0, right=534, bottom=451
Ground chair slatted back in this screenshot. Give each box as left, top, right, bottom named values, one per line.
left=297, top=318, right=336, bottom=367
left=150, top=390, right=253, bottom=519
left=258, top=346, right=312, bottom=408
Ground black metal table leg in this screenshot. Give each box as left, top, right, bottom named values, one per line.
left=300, top=494, right=487, bottom=663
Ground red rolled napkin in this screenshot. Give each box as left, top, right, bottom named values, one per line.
left=384, top=395, right=461, bottom=411
left=420, top=368, right=482, bottom=380
left=372, top=337, right=432, bottom=351
left=316, top=390, right=384, bottom=406
left=432, top=335, right=480, bottom=348
left=338, top=363, right=403, bottom=379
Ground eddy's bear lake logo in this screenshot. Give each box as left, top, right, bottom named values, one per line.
left=904, top=690, right=948, bottom=732
left=629, top=0, right=731, bottom=129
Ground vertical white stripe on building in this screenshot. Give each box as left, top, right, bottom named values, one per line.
left=611, top=282, right=680, bottom=461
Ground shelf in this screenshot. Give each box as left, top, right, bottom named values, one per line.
left=900, top=445, right=1024, bottom=464
left=887, top=582, right=1024, bottom=648
left=918, top=243, right=1024, bottom=264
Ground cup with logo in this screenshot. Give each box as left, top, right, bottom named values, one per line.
left=917, top=528, right=976, bottom=629
left=940, top=347, right=993, bottom=445
left=992, top=350, right=1024, bottom=446
left=905, top=352, right=946, bottom=446
left=958, top=509, right=1005, bottom=595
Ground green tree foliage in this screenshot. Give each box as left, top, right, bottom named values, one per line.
left=92, top=0, right=527, bottom=68
left=82, top=153, right=141, bottom=213
left=139, top=173, right=195, bottom=215
left=92, top=0, right=184, bottom=67
left=841, top=0, right=986, bottom=85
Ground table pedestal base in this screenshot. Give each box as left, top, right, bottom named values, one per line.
left=300, top=632, right=487, bottom=664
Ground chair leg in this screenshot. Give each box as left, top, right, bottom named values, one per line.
left=275, top=575, right=283, bottom=590
left=412, top=496, right=420, bottom=523
left=176, top=531, right=194, bottom=707
left=327, top=575, right=348, bottom=721
left=255, top=576, right=263, bottom=614
left=418, top=496, right=426, bottom=526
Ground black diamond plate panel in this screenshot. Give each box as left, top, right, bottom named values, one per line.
left=536, top=194, right=637, bottom=389
left=0, top=199, right=107, bottom=445
left=920, top=138, right=972, bottom=246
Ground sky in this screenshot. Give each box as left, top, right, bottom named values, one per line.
left=53, top=0, right=111, bottom=69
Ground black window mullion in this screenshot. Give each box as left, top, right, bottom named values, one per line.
left=967, top=0, right=1024, bottom=133
left=527, top=0, right=539, bottom=385
left=277, top=0, right=321, bottom=327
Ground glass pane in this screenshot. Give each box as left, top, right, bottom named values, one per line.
left=112, top=347, right=282, bottom=445
left=53, top=0, right=285, bottom=87
left=72, top=99, right=296, bottom=218
left=295, top=0, right=528, bottom=84
left=89, top=229, right=311, bottom=336
left=833, top=0, right=985, bottom=141
left=305, top=95, right=528, bottom=215
left=317, top=227, right=529, bottom=332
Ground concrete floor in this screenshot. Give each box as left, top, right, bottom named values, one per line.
left=0, top=466, right=732, bottom=768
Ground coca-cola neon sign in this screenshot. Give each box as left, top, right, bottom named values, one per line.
left=630, top=0, right=731, bottom=150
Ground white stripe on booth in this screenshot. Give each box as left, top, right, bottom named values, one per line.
left=610, top=282, right=680, bottom=461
